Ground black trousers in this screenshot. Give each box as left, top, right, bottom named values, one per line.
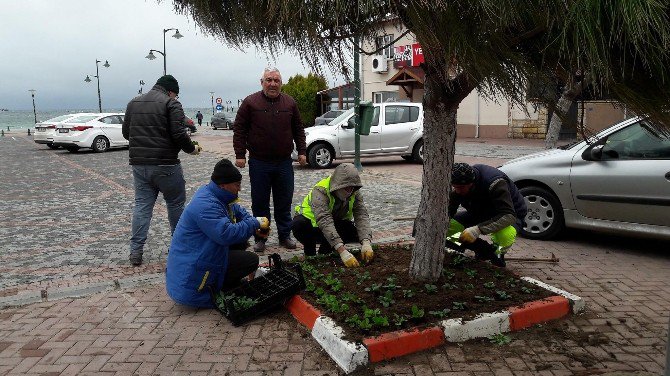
left=291, top=214, right=360, bottom=256
left=222, top=248, right=259, bottom=289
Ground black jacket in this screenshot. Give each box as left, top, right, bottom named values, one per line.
left=122, top=85, right=195, bottom=165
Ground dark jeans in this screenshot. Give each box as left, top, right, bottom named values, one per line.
left=130, top=164, right=186, bottom=256
left=291, top=214, right=360, bottom=256
left=248, top=158, right=294, bottom=241
left=222, top=249, right=259, bottom=289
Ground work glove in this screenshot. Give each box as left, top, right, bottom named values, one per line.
left=360, top=239, right=374, bottom=263
left=189, top=145, right=203, bottom=155
left=255, top=217, right=270, bottom=239
left=339, top=250, right=360, bottom=268
left=255, top=217, right=270, bottom=230
left=459, top=226, right=481, bottom=244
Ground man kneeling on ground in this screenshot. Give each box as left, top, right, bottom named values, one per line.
left=166, top=159, right=270, bottom=308
left=292, top=163, right=373, bottom=268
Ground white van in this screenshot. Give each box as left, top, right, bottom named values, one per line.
left=295, top=102, right=424, bottom=168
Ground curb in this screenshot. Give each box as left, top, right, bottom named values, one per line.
left=285, top=276, right=583, bottom=374
left=0, top=273, right=164, bottom=309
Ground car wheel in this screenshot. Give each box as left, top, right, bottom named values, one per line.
left=519, top=186, right=565, bottom=240
left=92, top=136, right=110, bottom=153
left=66, top=146, right=79, bottom=153
left=412, top=139, right=424, bottom=163
left=46, top=143, right=59, bottom=149
left=401, top=155, right=413, bottom=161
left=308, top=144, right=333, bottom=168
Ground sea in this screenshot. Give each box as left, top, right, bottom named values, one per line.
left=0, top=107, right=227, bottom=131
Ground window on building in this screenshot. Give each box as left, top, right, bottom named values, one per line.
left=373, top=91, right=398, bottom=103
left=375, top=34, right=394, bottom=59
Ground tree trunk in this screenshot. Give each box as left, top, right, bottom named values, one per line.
left=409, top=73, right=459, bottom=282
left=545, top=79, right=584, bottom=149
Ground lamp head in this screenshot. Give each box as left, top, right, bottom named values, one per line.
left=103, top=60, right=110, bottom=68
left=145, top=51, right=157, bottom=60
left=84, top=75, right=92, bottom=83
left=173, top=29, right=183, bottom=39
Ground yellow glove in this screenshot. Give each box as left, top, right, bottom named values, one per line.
left=459, top=226, right=481, bottom=243
left=189, top=145, right=203, bottom=155
left=256, top=217, right=270, bottom=230
left=339, top=250, right=360, bottom=268
left=360, top=239, right=374, bottom=263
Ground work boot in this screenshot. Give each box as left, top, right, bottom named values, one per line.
left=253, top=239, right=266, bottom=253
left=490, top=253, right=506, bottom=268
left=279, top=237, right=297, bottom=249
left=468, top=239, right=497, bottom=262
left=129, top=253, right=143, bottom=266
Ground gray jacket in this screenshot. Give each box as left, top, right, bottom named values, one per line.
left=310, top=164, right=372, bottom=248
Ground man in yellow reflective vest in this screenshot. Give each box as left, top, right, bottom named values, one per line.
left=292, top=163, right=373, bottom=267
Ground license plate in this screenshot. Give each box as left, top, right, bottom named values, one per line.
left=37, top=128, right=45, bottom=132
left=58, top=128, right=69, bottom=133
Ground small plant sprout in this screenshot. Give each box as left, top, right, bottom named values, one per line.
left=442, top=282, right=457, bottom=290
left=231, top=296, right=258, bottom=311
left=429, top=308, right=451, bottom=318
left=496, top=290, right=512, bottom=300
left=464, top=268, right=477, bottom=278
left=489, top=333, right=512, bottom=345
left=402, top=289, right=415, bottom=298
left=314, top=287, right=326, bottom=297
left=452, top=301, right=467, bottom=310
left=521, top=286, right=535, bottom=294
left=393, top=313, right=408, bottom=327
left=372, top=316, right=390, bottom=327
left=424, top=284, right=438, bottom=294
left=494, top=270, right=505, bottom=279
left=356, top=271, right=371, bottom=285
left=378, top=291, right=395, bottom=307
left=475, top=295, right=495, bottom=303
left=410, top=305, right=425, bottom=319
left=383, top=275, right=401, bottom=290
left=442, top=269, right=456, bottom=280
left=451, top=254, right=469, bottom=267
left=364, top=283, right=382, bottom=294
left=483, top=281, right=495, bottom=289
left=464, top=283, right=475, bottom=290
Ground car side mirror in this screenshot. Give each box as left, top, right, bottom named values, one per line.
left=343, top=118, right=356, bottom=129
left=586, top=144, right=604, bottom=160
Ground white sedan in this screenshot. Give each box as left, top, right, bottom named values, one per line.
left=33, top=113, right=95, bottom=149
left=52, top=113, right=127, bottom=152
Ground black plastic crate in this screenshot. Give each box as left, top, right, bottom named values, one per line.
left=212, top=253, right=306, bottom=326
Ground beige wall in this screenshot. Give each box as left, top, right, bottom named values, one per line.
left=583, top=101, right=630, bottom=133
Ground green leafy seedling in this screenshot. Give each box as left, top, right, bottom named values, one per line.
left=424, top=284, right=438, bottom=294
left=452, top=301, right=467, bottom=310
left=393, top=314, right=408, bottom=327
left=356, top=271, right=371, bottom=285
left=410, top=305, right=425, bottom=319
left=364, top=283, right=382, bottom=294
left=521, top=286, right=535, bottom=294
left=429, top=308, right=451, bottom=318
left=496, top=290, right=512, bottom=300
left=489, top=333, right=512, bottom=346
left=372, top=316, right=390, bottom=327
left=442, top=269, right=456, bottom=280
left=464, top=268, right=477, bottom=278
left=402, top=289, right=415, bottom=298
left=483, top=281, right=495, bottom=289
left=451, top=254, right=469, bottom=267
left=378, top=291, right=395, bottom=307
left=494, top=270, right=505, bottom=279
left=464, top=283, right=475, bottom=290
left=442, top=282, right=457, bottom=290
left=475, top=295, right=494, bottom=303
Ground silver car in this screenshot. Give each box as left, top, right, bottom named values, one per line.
left=499, top=117, right=670, bottom=240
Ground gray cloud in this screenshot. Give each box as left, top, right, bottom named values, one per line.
left=1, top=0, right=345, bottom=110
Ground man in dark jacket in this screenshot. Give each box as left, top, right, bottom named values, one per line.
left=447, top=163, right=527, bottom=267
left=166, top=159, right=269, bottom=308
left=122, top=75, right=202, bottom=266
left=233, top=67, right=307, bottom=253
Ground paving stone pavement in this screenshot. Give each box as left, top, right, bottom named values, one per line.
left=0, top=129, right=668, bottom=375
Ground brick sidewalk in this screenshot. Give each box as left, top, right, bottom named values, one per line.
left=0, top=131, right=667, bottom=375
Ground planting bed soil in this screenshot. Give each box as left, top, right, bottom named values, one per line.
left=296, top=244, right=555, bottom=341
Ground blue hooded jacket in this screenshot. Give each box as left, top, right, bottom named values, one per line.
left=166, top=181, right=259, bottom=308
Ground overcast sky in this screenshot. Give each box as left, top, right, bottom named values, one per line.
left=1, top=0, right=346, bottom=111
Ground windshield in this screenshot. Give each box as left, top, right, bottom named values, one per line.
left=44, top=114, right=76, bottom=123
left=327, top=108, right=354, bottom=125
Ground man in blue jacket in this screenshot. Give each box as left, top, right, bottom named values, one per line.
left=166, top=159, right=270, bottom=308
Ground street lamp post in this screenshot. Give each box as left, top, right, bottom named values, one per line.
left=84, top=59, right=110, bottom=113
left=146, top=28, right=183, bottom=75
left=209, top=92, right=215, bottom=115
left=28, top=89, right=37, bottom=124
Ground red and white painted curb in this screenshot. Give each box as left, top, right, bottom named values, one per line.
left=285, top=278, right=584, bottom=374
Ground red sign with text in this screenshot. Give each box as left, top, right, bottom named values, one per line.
left=393, top=43, right=423, bottom=68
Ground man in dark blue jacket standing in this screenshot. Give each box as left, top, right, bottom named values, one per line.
left=166, top=159, right=270, bottom=308
left=123, top=75, right=202, bottom=266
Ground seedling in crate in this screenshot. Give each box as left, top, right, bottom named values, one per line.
left=489, top=333, right=512, bottom=346
left=424, top=284, right=438, bottom=294
left=231, top=296, right=258, bottom=311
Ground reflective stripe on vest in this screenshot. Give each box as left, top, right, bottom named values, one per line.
left=295, top=176, right=355, bottom=227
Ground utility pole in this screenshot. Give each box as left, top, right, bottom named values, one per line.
left=209, top=92, right=215, bottom=115
left=29, top=89, right=37, bottom=123
left=353, top=36, right=362, bottom=171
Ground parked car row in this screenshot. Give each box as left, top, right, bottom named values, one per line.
left=292, top=103, right=424, bottom=168
left=34, top=113, right=127, bottom=152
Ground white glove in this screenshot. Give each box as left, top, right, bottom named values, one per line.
left=189, top=145, right=203, bottom=155
left=360, top=239, right=374, bottom=263
left=339, top=250, right=360, bottom=268
left=459, top=226, right=481, bottom=243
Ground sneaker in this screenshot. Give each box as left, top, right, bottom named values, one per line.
left=129, top=253, right=142, bottom=266
left=490, top=254, right=506, bottom=268
left=279, top=237, right=297, bottom=249
left=253, top=240, right=266, bottom=253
